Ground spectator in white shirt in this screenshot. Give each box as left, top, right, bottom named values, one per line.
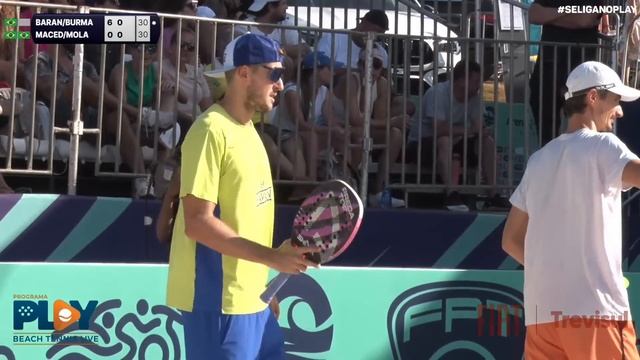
left=236, top=0, right=310, bottom=60
left=316, top=10, right=388, bottom=69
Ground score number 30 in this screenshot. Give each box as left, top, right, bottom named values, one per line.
left=137, top=17, right=149, bottom=39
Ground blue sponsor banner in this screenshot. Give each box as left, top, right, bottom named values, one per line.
left=1, top=195, right=640, bottom=270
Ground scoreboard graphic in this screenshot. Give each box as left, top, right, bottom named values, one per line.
left=3, top=13, right=161, bottom=44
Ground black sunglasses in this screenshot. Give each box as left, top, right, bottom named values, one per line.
left=131, top=44, right=157, bottom=54
left=181, top=43, right=196, bottom=52
left=262, top=65, right=284, bottom=83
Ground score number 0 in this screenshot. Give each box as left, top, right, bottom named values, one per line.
left=106, top=18, right=123, bottom=39
left=104, top=16, right=135, bottom=42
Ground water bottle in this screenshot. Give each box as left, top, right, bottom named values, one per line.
left=380, top=185, right=392, bottom=209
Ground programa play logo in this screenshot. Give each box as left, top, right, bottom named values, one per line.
left=13, top=294, right=100, bottom=345
left=387, top=281, right=524, bottom=360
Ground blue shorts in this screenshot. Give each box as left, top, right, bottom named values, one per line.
left=182, top=307, right=284, bottom=360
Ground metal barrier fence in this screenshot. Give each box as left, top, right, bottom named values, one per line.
left=0, top=0, right=627, bottom=208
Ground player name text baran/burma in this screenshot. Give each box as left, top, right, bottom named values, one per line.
left=34, top=18, right=94, bottom=26
left=35, top=31, right=90, bottom=39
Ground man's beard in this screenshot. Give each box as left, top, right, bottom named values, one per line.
left=246, top=86, right=272, bottom=113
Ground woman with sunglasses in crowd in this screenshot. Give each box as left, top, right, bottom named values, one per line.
left=108, top=42, right=178, bottom=184
left=267, top=55, right=316, bottom=182
left=163, top=26, right=213, bottom=131
left=108, top=41, right=175, bottom=121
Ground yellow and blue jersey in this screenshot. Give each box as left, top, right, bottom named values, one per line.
left=166, top=104, right=275, bottom=315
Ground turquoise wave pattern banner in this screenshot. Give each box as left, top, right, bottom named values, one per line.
left=1, top=263, right=639, bottom=359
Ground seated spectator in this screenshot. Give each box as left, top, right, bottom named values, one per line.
left=194, top=0, right=232, bottom=66
left=297, top=53, right=352, bottom=182
left=0, top=55, right=24, bottom=100
left=270, top=55, right=316, bottom=180
left=108, top=43, right=179, bottom=164
left=0, top=82, right=23, bottom=135
left=163, top=27, right=214, bottom=126
left=357, top=47, right=410, bottom=206
left=316, top=10, right=388, bottom=69
left=407, top=60, right=507, bottom=210
left=378, top=55, right=417, bottom=120
left=85, top=43, right=122, bottom=81
left=196, top=0, right=250, bottom=66
left=324, top=46, right=406, bottom=207
left=1, top=55, right=36, bottom=138
left=161, top=1, right=198, bottom=56
left=236, top=0, right=310, bottom=60
left=24, top=44, right=148, bottom=196
left=85, top=0, right=123, bottom=80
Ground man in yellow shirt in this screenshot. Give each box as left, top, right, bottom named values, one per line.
left=166, top=33, right=318, bottom=359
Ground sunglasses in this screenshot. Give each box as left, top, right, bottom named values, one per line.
left=131, top=44, right=157, bottom=54
left=181, top=43, right=196, bottom=52
left=262, top=65, right=285, bottom=83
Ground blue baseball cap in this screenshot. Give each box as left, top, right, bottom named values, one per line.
left=205, top=33, right=283, bottom=78
left=302, top=52, right=345, bottom=70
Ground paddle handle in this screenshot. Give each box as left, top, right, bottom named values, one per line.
left=260, top=272, right=292, bottom=304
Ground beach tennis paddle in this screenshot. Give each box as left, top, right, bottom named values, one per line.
left=260, top=179, right=363, bottom=304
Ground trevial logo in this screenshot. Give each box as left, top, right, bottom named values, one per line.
left=277, top=273, right=333, bottom=359
left=387, top=281, right=524, bottom=360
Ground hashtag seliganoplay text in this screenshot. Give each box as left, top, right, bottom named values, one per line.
left=558, top=5, right=634, bottom=14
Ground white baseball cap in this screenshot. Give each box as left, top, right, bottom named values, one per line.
left=565, top=61, right=640, bottom=102
left=248, top=0, right=279, bottom=12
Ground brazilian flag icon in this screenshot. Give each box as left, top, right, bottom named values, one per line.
left=3, top=18, right=18, bottom=27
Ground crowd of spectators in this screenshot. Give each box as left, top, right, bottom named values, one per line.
left=6, top=0, right=607, bottom=210
left=0, top=0, right=426, bottom=206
